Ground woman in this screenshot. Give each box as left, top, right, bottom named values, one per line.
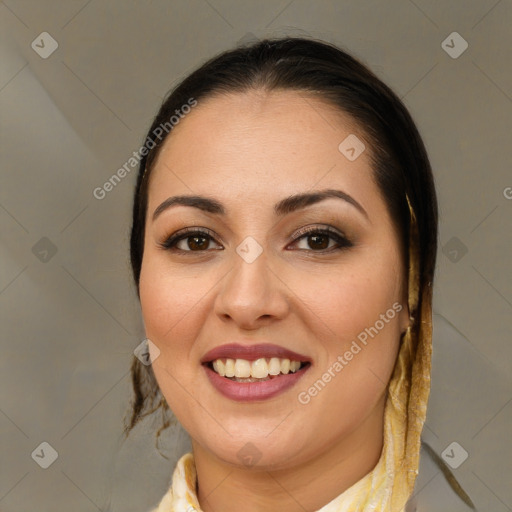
left=124, top=37, right=474, bottom=512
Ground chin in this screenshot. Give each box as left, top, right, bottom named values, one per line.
left=197, top=427, right=310, bottom=471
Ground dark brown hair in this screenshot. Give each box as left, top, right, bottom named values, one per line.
left=124, top=36, right=438, bottom=444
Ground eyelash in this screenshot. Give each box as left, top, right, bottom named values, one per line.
left=158, top=225, right=353, bottom=254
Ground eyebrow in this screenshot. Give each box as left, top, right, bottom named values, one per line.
left=152, top=188, right=368, bottom=222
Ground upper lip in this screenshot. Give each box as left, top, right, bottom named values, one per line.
left=200, top=343, right=311, bottom=364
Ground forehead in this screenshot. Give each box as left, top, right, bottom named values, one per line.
left=147, top=89, right=379, bottom=212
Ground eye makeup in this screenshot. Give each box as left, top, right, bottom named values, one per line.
left=157, top=223, right=354, bottom=255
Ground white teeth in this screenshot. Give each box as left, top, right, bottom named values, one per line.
left=234, top=359, right=251, bottom=378
left=212, top=359, right=225, bottom=377
left=251, top=358, right=268, bottom=379
left=210, top=357, right=304, bottom=379
left=224, top=359, right=235, bottom=377
left=268, top=357, right=281, bottom=375
left=290, top=360, right=300, bottom=372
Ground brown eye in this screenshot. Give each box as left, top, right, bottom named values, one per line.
left=305, top=233, right=330, bottom=250
left=159, top=228, right=222, bottom=253
left=291, top=226, right=353, bottom=252
left=180, top=234, right=210, bottom=251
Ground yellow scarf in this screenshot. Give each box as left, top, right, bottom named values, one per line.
left=150, top=198, right=431, bottom=512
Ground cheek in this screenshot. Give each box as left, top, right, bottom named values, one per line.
left=138, top=259, right=209, bottom=364
left=291, top=252, right=404, bottom=414
left=291, top=252, right=405, bottom=347
left=138, top=262, right=212, bottom=420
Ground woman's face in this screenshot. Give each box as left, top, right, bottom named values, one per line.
left=139, top=90, right=409, bottom=470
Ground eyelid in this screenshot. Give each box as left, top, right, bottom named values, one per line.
left=158, top=223, right=353, bottom=253
left=288, top=225, right=353, bottom=251
left=291, top=223, right=347, bottom=240
left=157, top=226, right=221, bottom=251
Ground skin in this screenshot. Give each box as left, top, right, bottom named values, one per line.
left=139, top=89, right=410, bottom=512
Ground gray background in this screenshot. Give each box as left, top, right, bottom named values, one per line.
left=1, top=1, right=511, bottom=511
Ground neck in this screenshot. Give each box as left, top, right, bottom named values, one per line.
left=191, top=398, right=386, bottom=512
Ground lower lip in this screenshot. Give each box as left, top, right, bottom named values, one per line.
left=203, top=363, right=310, bottom=402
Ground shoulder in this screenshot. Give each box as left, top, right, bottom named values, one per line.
left=405, top=441, right=476, bottom=512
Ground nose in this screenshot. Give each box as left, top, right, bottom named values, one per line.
left=213, top=243, right=290, bottom=330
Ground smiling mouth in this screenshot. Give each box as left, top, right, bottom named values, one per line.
left=206, top=357, right=311, bottom=382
